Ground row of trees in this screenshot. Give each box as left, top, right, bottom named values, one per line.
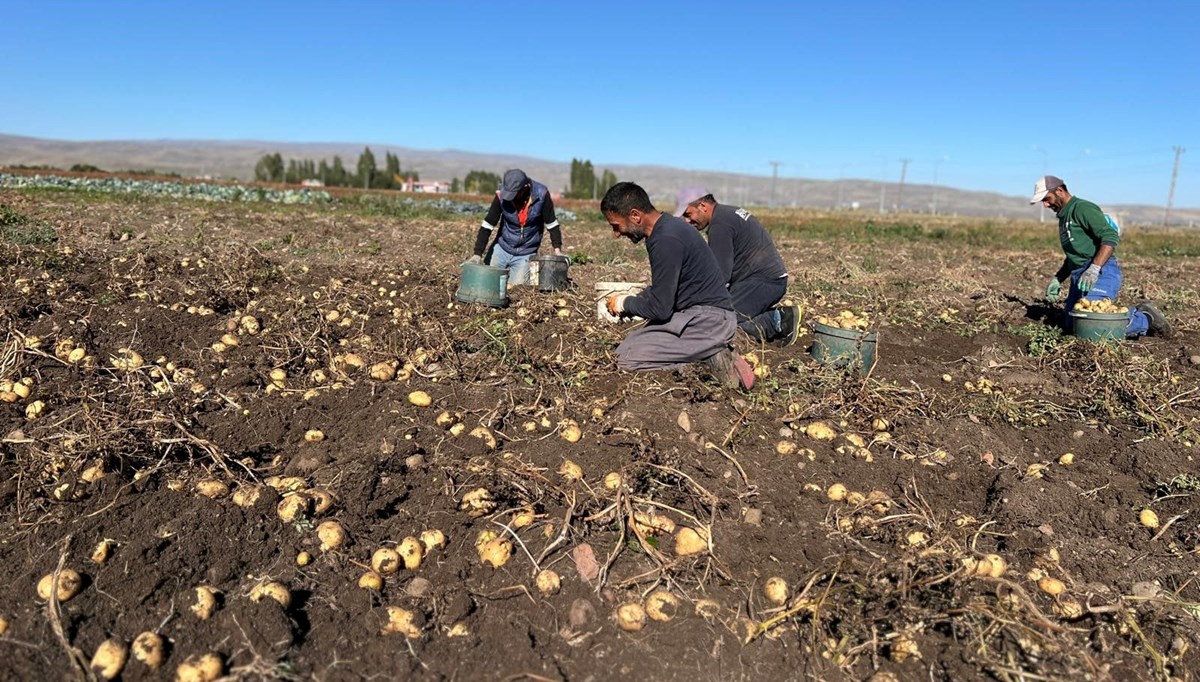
left=446, top=160, right=617, bottom=199
left=252, top=149, right=615, bottom=199
left=564, top=158, right=618, bottom=199
left=455, top=171, right=501, bottom=195
left=253, top=148, right=418, bottom=189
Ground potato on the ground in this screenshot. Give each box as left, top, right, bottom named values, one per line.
left=277, top=494, right=310, bottom=522
left=90, top=639, right=128, bottom=680
left=419, top=529, right=446, bottom=553
left=176, top=653, right=223, bottom=682
left=644, top=591, right=680, bottom=621
left=1139, top=509, right=1160, bottom=528
left=37, top=568, right=82, bottom=603
left=478, top=538, right=513, bottom=568
left=674, top=527, right=709, bottom=556
left=398, top=536, right=424, bottom=570
left=536, top=569, right=561, bottom=595
left=763, top=577, right=789, bottom=605
left=131, top=632, right=165, bottom=670
left=305, top=488, right=335, bottom=514
left=190, top=585, right=218, bottom=619
left=372, top=547, right=401, bottom=574
left=616, top=603, right=647, bottom=631
left=249, top=581, right=291, bottom=608
left=459, top=488, right=496, bottom=517
left=316, top=520, right=346, bottom=551
left=382, top=606, right=422, bottom=638
left=358, top=571, right=383, bottom=591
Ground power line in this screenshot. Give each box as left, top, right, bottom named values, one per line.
left=1164, top=146, right=1186, bottom=226
left=768, top=161, right=782, bottom=207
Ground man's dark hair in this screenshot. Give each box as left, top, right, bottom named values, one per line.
left=600, top=182, right=655, bottom=216
left=698, top=193, right=716, bottom=205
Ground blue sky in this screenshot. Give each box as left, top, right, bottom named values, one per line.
left=3, top=0, right=1197, bottom=206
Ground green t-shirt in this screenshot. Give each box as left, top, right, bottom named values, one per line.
left=1056, top=196, right=1119, bottom=269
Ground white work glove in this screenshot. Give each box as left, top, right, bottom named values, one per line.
left=606, top=293, right=629, bottom=317
left=1078, top=264, right=1102, bottom=293
left=465, top=254, right=483, bottom=265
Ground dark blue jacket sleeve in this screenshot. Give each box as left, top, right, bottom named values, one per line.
left=623, top=235, right=682, bottom=322
left=707, top=224, right=735, bottom=284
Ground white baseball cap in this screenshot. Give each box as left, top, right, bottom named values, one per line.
left=1030, top=175, right=1064, bottom=204
left=674, top=186, right=711, bottom=216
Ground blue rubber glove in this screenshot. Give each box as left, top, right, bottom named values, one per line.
left=1078, top=264, right=1102, bottom=293
left=1045, top=278, right=1062, bottom=302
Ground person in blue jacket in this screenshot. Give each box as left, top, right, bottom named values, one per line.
left=467, top=169, right=563, bottom=285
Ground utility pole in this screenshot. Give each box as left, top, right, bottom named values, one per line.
left=896, top=158, right=910, bottom=212
left=931, top=157, right=945, bottom=214
left=1164, top=146, right=1185, bottom=227
left=836, top=163, right=848, bottom=210
left=877, top=155, right=888, bottom=214
left=769, top=161, right=782, bottom=207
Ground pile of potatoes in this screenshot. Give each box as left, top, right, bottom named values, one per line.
left=814, top=310, right=871, bottom=331
left=1073, top=298, right=1128, bottom=314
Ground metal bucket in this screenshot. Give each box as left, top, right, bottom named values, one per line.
left=534, top=255, right=571, bottom=291
left=455, top=262, right=509, bottom=307
left=811, top=321, right=878, bottom=375
left=1069, top=311, right=1126, bottom=342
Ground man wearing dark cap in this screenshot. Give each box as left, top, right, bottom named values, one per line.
left=1032, top=175, right=1171, bottom=337
left=467, top=169, right=563, bottom=286
left=676, top=187, right=801, bottom=346
left=601, top=182, right=755, bottom=389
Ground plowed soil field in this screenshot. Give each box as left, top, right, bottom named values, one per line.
left=1, top=188, right=1199, bottom=681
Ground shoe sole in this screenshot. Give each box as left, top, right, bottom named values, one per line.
left=1137, top=303, right=1173, bottom=338
left=703, top=351, right=736, bottom=388
left=731, top=355, right=756, bottom=389
left=780, top=304, right=803, bottom=347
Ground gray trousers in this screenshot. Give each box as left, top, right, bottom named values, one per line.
left=615, top=306, right=737, bottom=371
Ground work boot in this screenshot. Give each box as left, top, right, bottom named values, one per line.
left=778, top=304, right=802, bottom=347
left=1136, top=302, right=1173, bottom=338
left=703, top=349, right=755, bottom=390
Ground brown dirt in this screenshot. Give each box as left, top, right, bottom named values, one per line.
left=1, top=190, right=1199, bottom=681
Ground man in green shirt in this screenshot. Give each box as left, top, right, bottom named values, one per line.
left=1031, top=175, right=1171, bottom=338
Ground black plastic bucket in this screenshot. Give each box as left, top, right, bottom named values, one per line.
left=534, top=255, right=570, bottom=291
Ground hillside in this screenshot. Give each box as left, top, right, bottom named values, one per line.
left=1, top=133, right=1195, bottom=226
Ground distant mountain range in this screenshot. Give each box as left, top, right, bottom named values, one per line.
left=1, top=133, right=1195, bottom=227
